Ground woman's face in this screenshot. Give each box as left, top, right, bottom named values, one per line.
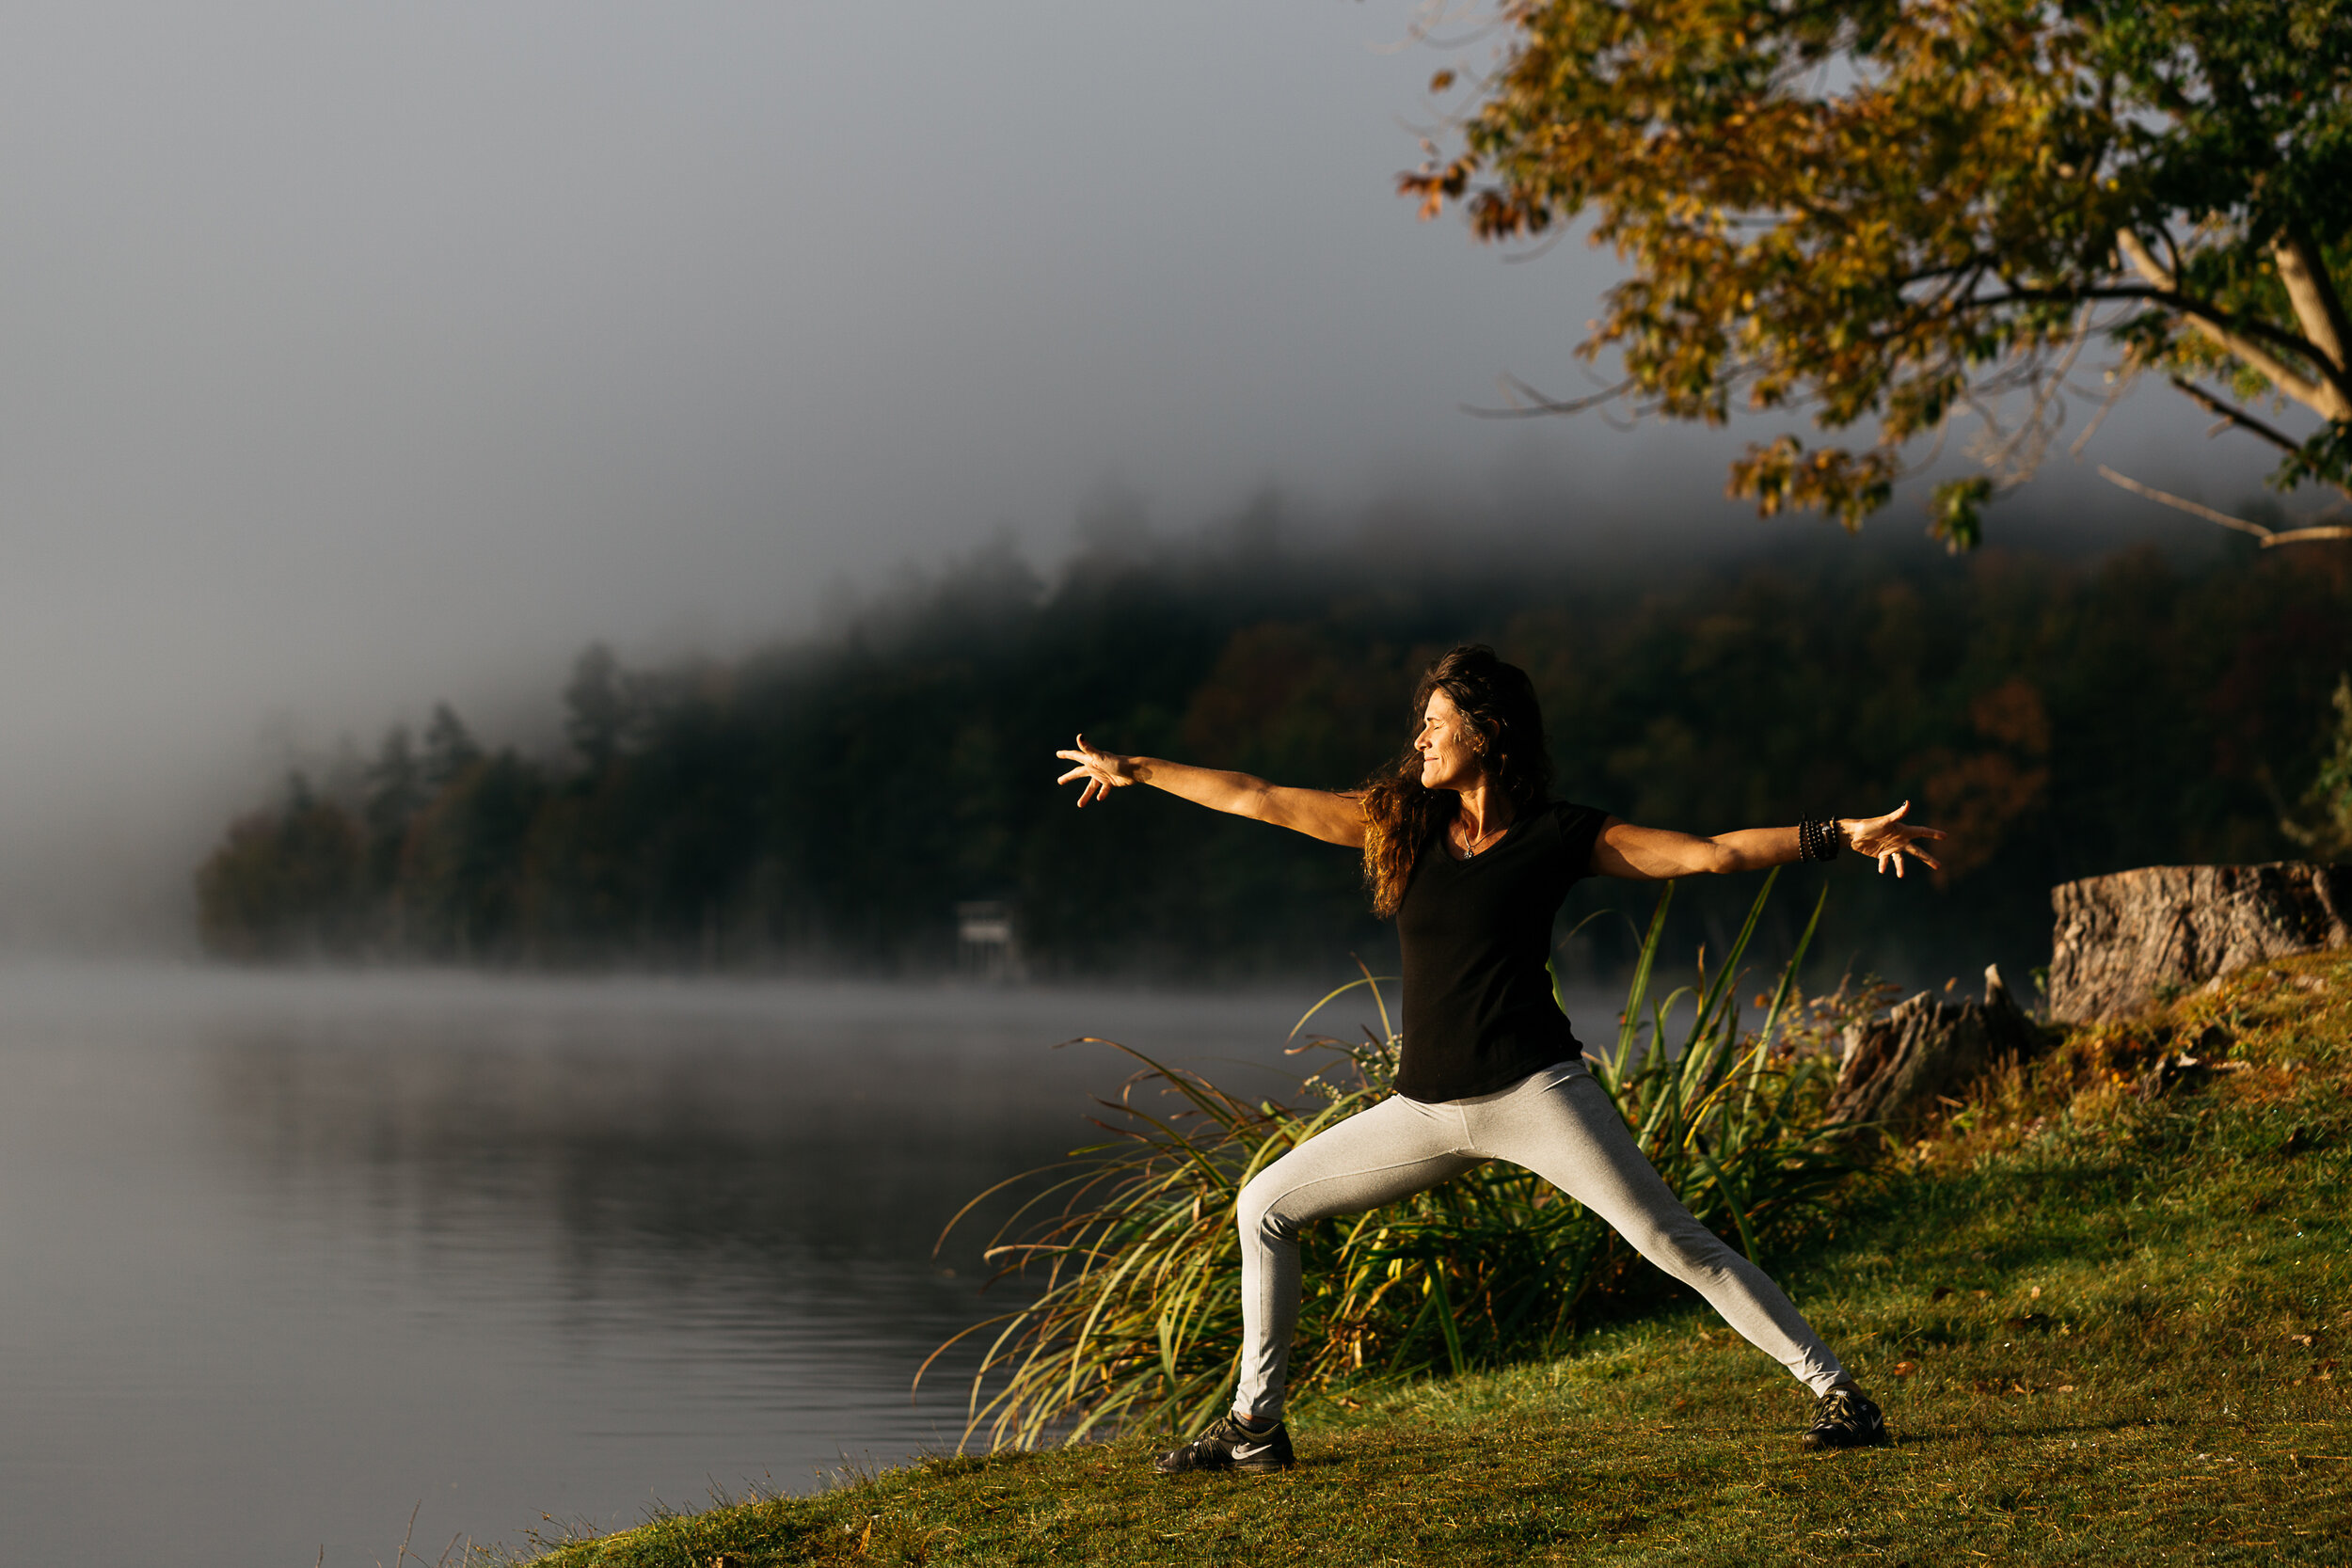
left=1415, top=688, right=1484, bottom=794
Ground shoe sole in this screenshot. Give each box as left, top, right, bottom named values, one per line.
left=1801, top=1430, right=1892, bottom=1450
left=1153, top=1457, right=1295, bottom=1476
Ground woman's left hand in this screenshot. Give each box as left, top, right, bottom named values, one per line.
left=1843, top=801, right=1945, bottom=878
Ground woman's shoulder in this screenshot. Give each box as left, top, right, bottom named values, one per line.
left=1538, top=800, right=1611, bottom=863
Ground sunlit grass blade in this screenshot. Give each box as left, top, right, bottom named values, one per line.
left=1287, top=970, right=1397, bottom=1051
left=1745, top=882, right=1827, bottom=1117
left=1612, top=885, right=1675, bottom=1083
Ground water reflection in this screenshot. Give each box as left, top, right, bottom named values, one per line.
left=0, top=968, right=1324, bottom=1567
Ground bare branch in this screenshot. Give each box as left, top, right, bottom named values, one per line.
left=1500, top=230, right=1568, bottom=264
left=1462, top=374, right=1638, bottom=419
left=2097, top=465, right=2352, bottom=546
left=2097, top=466, right=2269, bottom=535
left=2068, top=363, right=2137, bottom=459
left=2167, top=377, right=2312, bottom=462
left=1972, top=305, right=2092, bottom=484
left=2249, top=524, right=2352, bottom=546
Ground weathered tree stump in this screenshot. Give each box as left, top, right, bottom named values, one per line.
left=2048, top=863, right=2352, bottom=1024
left=1826, top=966, right=2042, bottom=1133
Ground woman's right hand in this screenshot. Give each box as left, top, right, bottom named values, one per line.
left=1055, top=735, right=1144, bottom=806
left=1051, top=739, right=1364, bottom=845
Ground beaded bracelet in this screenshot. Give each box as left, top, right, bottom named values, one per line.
left=1799, top=817, right=1841, bottom=862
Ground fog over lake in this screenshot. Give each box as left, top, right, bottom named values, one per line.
left=0, top=0, right=2272, bottom=954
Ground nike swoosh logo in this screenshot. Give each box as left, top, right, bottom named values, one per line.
left=1231, top=1440, right=1274, bottom=1461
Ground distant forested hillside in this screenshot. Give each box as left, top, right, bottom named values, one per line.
left=194, top=527, right=2352, bottom=989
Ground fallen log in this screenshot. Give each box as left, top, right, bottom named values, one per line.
left=2048, top=863, right=2351, bottom=1024
left=1826, top=965, right=2042, bottom=1134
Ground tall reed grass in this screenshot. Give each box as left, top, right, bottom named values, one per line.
left=922, top=871, right=1857, bottom=1450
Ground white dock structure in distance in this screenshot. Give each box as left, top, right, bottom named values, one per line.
left=954, top=899, right=1025, bottom=982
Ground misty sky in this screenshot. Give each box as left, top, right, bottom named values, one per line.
left=0, top=1, right=2294, bottom=944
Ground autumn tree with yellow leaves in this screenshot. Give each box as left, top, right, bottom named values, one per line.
left=1401, top=0, right=2352, bottom=548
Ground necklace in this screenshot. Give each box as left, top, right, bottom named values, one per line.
left=1454, top=817, right=1504, bottom=859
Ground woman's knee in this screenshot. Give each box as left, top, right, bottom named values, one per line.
left=1632, top=1212, right=1743, bottom=1283
left=1234, top=1168, right=1299, bottom=1245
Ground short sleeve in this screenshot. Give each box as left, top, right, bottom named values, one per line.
left=1551, top=801, right=1609, bottom=882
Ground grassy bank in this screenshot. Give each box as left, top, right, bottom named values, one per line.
left=503, top=949, right=2352, bottom=1566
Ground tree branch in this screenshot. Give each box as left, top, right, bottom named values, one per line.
left=2116, top=230, right=2351, bottom=420
left=2167, top=376, right=2312, bottom=462
left=2097, top=465, right=2352, bottom=546
left=1461, top=374, right=1639, bottom=420
left=2275, top=224, right=2352, bottom=374
left=1946, top=278, right=2331, bottom=379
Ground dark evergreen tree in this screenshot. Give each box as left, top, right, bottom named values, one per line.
left=402, top=751, right=545, bottom=962
left=421, top=703, right=481, bottom=790
left=361, top=724, right=424, bottom=895
left=195, top=771, right=364, bottom=959
left=564, top=642, right=630, bottom=772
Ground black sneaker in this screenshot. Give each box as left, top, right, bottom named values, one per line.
left=1801, top=1382, right=1890, bottom=1449
left=1153, top=1413, right=1295, bottom=1474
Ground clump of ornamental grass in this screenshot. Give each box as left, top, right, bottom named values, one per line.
left=922, top=870, right=1863, bottom=1450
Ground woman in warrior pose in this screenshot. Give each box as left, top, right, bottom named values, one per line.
left=1054, top=645, right=1944, bottom=1472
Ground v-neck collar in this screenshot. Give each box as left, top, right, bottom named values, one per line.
left=1439, top=807, right=1532, bottom=865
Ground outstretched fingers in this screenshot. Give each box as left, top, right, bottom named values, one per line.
left=1880, top=844, right=1941, bottom=877
left=1851, top=801, right=1947, bottom=877
left=1054, top=734, right=1124, bottom=807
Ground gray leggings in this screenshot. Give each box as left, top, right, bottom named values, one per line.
left=1232, top=1059, right=1845, bottom=1420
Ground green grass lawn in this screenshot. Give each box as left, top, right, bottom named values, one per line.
left=504, top=950, right=2352, bottom=1566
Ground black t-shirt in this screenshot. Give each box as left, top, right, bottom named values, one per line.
left=1393, top=799, right=1610, bottom=1102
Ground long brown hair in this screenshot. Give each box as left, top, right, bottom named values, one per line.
left=1359, top=645, right=1552, bottom=918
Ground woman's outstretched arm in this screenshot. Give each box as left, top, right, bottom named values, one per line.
left=1591, top=803, right=1945, bottom=881
left=1054, top=735, right=1365, bottom=848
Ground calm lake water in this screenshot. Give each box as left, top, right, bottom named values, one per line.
left=0, top=964, right=1630, bottom=1565
left=0, top=966, right=1375, bottom=1566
